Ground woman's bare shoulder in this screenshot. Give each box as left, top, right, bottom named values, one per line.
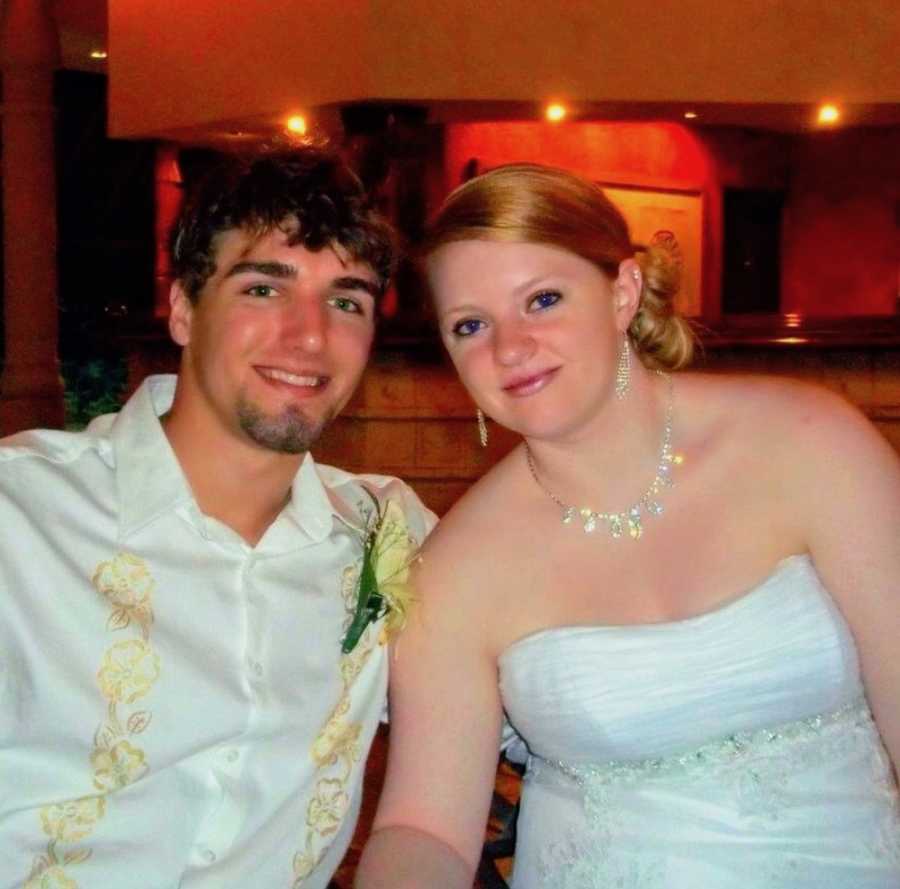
left=678, top=371, right=866, bottom=439
left=413, top=447, right=527, bottom=606
left=678, top=372, right=897, bottom=499
left=425, top=446, right=523, bottom=547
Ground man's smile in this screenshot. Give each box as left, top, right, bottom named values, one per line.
left=256, top=366, right=329, bottom=391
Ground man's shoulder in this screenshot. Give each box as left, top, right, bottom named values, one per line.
left=0, top=427, right=112, bottom=517
left=314, top=462, right=424, bottom=506
left=0, top=426, right=107, bottom=471
left=315, top=463, right=438, bottom=540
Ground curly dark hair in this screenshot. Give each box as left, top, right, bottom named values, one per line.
left=170, top=145, right=397, bottom=302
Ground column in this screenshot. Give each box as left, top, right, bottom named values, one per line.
left=153, top=143, right=183, bottom=319
left=0, top=0, right=64, bottom=434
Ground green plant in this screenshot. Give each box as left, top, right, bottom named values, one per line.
left=62, top=356, right=127, bottom=430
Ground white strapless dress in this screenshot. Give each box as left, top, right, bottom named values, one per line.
left=499, top=555, right=900, bottom=888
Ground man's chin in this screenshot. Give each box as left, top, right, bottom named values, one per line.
left=237, top=402, right=332, bottom=455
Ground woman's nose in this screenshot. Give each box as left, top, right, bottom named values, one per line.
left=494, top=321, right=536, bottom=366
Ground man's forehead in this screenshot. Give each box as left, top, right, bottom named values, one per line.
left=214, top=224, right=377, bottom=279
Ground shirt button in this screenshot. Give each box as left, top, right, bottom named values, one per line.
left=225, top=748, right=239, bottom=763
left=202, top=848, right=216, bottom=864
left=248, top=659, right=263, bottom=677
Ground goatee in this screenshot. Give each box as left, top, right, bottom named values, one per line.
left=237, top=399, right=332, bottom=454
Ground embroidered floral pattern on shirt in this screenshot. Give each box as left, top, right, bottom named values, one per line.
left=24, top=553, right=160, bottom=889
left=291, top=561, right=380, bottom=886
left=24, top=864, right=81, bottom=889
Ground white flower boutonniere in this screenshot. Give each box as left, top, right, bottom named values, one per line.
left=341, top=492, right=417, bottom=654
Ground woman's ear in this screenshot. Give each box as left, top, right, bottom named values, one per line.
left=168, top=282, right=193, bottom=347
left=613, top=259, right=642, bottom=331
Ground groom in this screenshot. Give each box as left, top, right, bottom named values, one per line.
left=0, top=146, right=434, bottom=888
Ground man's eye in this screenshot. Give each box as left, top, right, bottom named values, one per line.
left=451, top=318, right=485, bottom=338
left=246, top=284, right=275, bottom=298
left=329, top=295, right=363, bottom=314
left=530, top=289, right=561, bottom=311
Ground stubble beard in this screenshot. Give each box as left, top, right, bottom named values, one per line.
left=236, top=397, right=335, bottom=454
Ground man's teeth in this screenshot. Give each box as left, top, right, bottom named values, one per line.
left=264, top=369, right=322, bottom=386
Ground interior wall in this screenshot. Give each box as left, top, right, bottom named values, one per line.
left=781, top=128, right=900, bottom=316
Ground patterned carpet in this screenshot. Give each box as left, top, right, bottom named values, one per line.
left=329, top=726, right=523, bottom=888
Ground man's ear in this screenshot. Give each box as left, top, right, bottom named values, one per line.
left=613, top=259, right=642, bottom=332
left=168, top=282, right=193, bottom=347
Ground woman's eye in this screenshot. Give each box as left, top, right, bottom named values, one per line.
left=246, top=284, right=275, bottom=298
left=530, top=289, right=561, bottom=311
left=451, top=318, right=485, bottom=338
left=329, top=296, right=363, bottom=314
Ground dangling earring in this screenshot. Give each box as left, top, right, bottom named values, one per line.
left=615, top=336, right=631, bottom=400
left=476, top=409, right=488, bottom=447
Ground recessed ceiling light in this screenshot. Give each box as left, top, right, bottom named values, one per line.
left=286, top=115, right=308, bottom=135
left=90, top=49, right=108, bottom=60
left=683, top=111, right=698, bottom=120
left=545, top=103, right=567, bottom=123
left=817, top=103, right=840, bottom=125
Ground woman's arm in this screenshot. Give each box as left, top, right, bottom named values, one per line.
left=357, top=827, right=474, bottom=888
left=792, top=387, right=900, bottom=772
left=356, top=516, right=507, bottom=888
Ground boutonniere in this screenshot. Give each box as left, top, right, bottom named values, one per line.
left=341, top=492, right=417, bottom=654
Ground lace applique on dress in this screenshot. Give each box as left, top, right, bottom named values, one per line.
left=865, top=739, right=900, bottom=867
left=537, top=831, right=666, bottom=889
left=528, top=698, right=893, bottom=889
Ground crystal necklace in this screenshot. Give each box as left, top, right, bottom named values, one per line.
left=524, top=372, right=683, bottom=540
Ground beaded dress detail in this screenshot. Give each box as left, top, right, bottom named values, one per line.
left=499, top=555, right=900, bottom=888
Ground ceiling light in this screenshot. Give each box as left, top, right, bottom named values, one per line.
left=683, top=111, right=698, bottom=120
left=545, top=103, right=567, bottom=123
left=90, top=49, right=108, bottom=60
left=286, top=115, right=308, bottom=135
left=817, top=103, right=840, bottom=125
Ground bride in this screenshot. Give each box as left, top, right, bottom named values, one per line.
left=356, top=163, right=900, bottom=888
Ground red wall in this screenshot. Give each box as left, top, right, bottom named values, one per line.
left=781, top=129, right=900, bottom=316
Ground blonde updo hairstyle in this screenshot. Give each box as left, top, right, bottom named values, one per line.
left=422, top=163, right=693, bottom=371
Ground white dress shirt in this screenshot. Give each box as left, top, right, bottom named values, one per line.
left=0, top=375, right=435, bottom=889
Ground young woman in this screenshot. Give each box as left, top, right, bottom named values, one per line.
left=357, top=164, right=900, bottom=888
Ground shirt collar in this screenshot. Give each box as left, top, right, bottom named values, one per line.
left=283, top=453, right=343, bottom=543
left=112, top=375, right=360, bottom=547
left=111, top=375, right=194, bottom=540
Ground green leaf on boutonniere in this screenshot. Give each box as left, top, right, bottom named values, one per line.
left=341, top=491, right=416, bottom=654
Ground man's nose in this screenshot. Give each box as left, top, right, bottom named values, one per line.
left=283, top=298, right=327, bottom=353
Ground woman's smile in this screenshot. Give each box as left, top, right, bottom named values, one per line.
left=501, top=366, right=561, bottom=397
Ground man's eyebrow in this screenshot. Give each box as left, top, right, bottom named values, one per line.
left=225, top=261, right=296, bottom=279
left=333, top=275, right=382, bottom=300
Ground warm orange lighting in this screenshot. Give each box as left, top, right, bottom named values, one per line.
left=683, top=111, right=698, bottom=120
left=286, top=115, right=308, bottom=135
left=90, top=49, right=108, bottom=60
left=545, top=103, right=567, bottom=123
left=817, top=103, right=840, bottom=125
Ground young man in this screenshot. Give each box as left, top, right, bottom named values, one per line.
left=0, top=147, right=435, bottom=888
